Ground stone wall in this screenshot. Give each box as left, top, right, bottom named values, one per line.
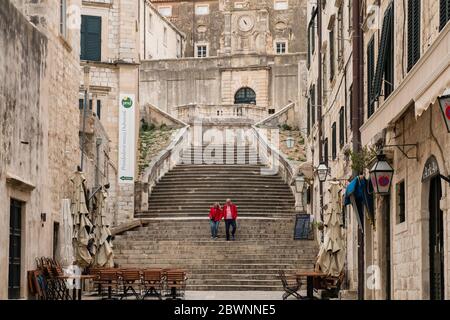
left=150, top=0, right=307, bottom=57
left=0, top=0, right=81, bottom=299
left=140, top=53, right=304, bottom=115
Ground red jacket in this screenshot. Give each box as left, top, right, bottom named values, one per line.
left=209, top=207, right=223, bottom=222
left=222, top=204, right=238, bottom=220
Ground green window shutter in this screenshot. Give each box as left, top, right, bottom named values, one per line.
left=307, top=99, right=311, bottom=135
left=81, top=15, right=101, bottom=61
left=367, top=37, right=375, bottom=117
left=440, top=0, right=450, bottom=31
left=332, top=122, right=337, bottom=160
left=339, top=107, right=345, bottom=148
left=407, top=0, right=420, bottom=71
left=371, top=3, right=393, bottom=104
left=311, top=85, right=316, bottom=125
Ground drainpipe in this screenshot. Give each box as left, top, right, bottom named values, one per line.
left=317, top=0, right=324, bottom=237
left=352, top=0, right=364, bottom=300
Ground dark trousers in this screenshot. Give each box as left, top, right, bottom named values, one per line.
left=225, top=219, right=237, bottom=240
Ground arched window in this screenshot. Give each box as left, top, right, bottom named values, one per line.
left=234, top=87, right=256, bottom=104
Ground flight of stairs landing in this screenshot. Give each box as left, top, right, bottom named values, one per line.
left=114, top=219, right=318, bottom=291
left=114, top=144, right=318, bottom=291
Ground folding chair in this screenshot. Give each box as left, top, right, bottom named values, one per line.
left=119, top=269, right=142, bottom=300
left=163, top=270, right=187, bottom=300
left=142, top=269, right=164, bottom=300
left=278, top=270, right=303, bottom=300
left=99, top=269, right=120, bottom=300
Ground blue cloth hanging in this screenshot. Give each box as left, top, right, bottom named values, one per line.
left=344, top=176, right=375, bottom=232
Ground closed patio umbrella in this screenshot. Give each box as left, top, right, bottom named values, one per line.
left=317, top=182, right=345, bottom=277
left=56, top=199, right=75, bottom=267
left=92, top=187, right=114, bottom=267
left=70, top=171, right=93, bottom=267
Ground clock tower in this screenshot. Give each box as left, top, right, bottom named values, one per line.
left=221, top=1, right=270, bottom=56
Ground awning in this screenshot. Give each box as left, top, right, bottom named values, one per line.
left=361, top=23, right=450, bottom=145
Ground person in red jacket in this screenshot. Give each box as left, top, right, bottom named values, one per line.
left=222, top=199, right=238, bottom=241
left=209, top=203, right=223, bottom=239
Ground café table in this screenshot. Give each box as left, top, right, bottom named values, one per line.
left=295, top=271, right=326, bottom=300
left=57, top=274, right=97, bottom=300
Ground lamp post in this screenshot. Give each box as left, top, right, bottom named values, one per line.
left=369, top=153, right=394, bottom=195
left=438, top=94, right=450, bottom=133
left=294, top=175, right=306, bottom=212
left=286, top=137, right=295, bottom=149
left=81, top=65, right=90, bottom=171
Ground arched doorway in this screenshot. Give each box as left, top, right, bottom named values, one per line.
left=234, top=87, right=256, bottom=104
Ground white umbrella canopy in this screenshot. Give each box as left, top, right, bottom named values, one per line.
left=92, top=187, right=114, bottom=267
left=56, top=199, right=75, bottom=267
left=70, top=171, right=93, bottom=267
left=317, top=183, right=345, bottom=277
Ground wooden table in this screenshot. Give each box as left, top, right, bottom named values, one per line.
left=57, top=275, right=97, bottom=300
left=295, top=272, right=326, bottom=300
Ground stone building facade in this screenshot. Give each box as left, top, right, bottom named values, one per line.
left=79, top=0, right=184, bottom=226
left=141, top=0, right=307, bottom=120
left=306, top=0, right=450, bottom=300
left=304, top=0, right=359, bottom=295
left=360, top=0, right=450, bottom=300
left=0, top=0, right=82, bottom=299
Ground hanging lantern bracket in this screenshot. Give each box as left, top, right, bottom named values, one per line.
left=383, top=143, right=418, bottom=161
left=440, top=175, right=450, bottom=185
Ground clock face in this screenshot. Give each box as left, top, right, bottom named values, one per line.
left=238, top=15, right=254, bottom=32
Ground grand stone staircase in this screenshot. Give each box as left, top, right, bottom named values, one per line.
left=114, top=144, right=318, bottom=291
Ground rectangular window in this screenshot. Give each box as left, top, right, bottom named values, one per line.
left=195, top=4, right=209, bottom=15
left=158, top=6, right=172, bottom=17
left=329, top=26, right=335, bottom=80
left=367, top=37, right=375, bottom=118
left=80, top=15, right=102, bottom=61
left=396, top=181, right=406, bottom=224
left=440, top=0, right=450, bottom=31
left=339, top=107, right=345, bottom=148
left=196, top=45, right=207, bottom=58
left=332, top=122, right=337, bottom=160
left=96, top=100, right=101, bottom=120
left=324, top=138, right=329, bottom=166
left=268, top=109, right=276, bottom=115
left=275, top=41, right=287, bottom=54
left=148, top=13, right=153, bottom=33
left=79, top=99, right=93, bottom=110
left=349, top=85, right=353, bottom=129
left=59, top=0, right=67, bottom=38
left=274, top=0, right=289, bottom=10
left=407, top=0, right=421, bottom=71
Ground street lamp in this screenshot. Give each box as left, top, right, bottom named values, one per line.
left=294, top=175, right=305, bottom=193
left=370, top=153, right=394, bottom=195
left=286, top=137, right=295, bottom=149
left=316, top=163, right=329, bottom=183
left=438, top=94, right=450, bottom=133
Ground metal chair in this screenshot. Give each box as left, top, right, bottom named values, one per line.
left=278, top=270, right=303, bottom=300
left=163, top=269, right=188, bottom=300
left=142, top=269, right=164, bottom=300
left=119, top=269, right=142, bottom=300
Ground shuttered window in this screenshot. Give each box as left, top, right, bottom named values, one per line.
left=440, top=0, right=450, bottom=31
left=371, top=3, right=394, bottom=105
left=332, top=122, right=337, bottom=160
left=324, top=138, right=329, bottom=166
left=307, top=99, right=311, bottom=135
left=384, top=6, right=395, bottom=99
left=367, top=37, right=375, bottom=118
left=81, top=15, right=101, bottom=61
left=329, top=26, right=335, bottom=80
left=311, top=85, right=316, bottom=126
left=407, top=0, right=421, bottom=72
left=339, top=107, right=345, bottom=148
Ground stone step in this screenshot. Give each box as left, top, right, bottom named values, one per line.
left=184, top=285, right=283, bottom=291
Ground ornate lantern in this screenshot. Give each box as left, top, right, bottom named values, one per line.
left=317, top=163, right=329, bottom=183
left=438, top=94, right=450, bottom=133
left=370, top=153, right=394, bottom=195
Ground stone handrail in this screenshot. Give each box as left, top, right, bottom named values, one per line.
left=135, top=125, right=190, bottom=212
left=254, top=102, right=296, bottom=128
left=176, top=104, right=266, bottom=123
left=251, top=125, right=305, bottom=212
